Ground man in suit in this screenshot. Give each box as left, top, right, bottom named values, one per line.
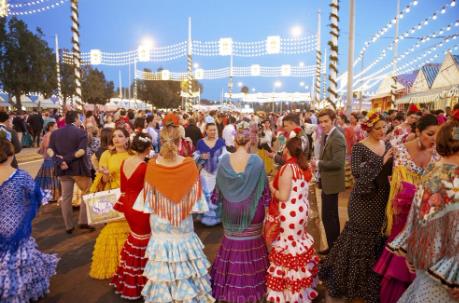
left=311, top=108, right=346, bottom=253
left=48, top=111, right=94, bottom=234
left=0, top=111, right=22, bottom=168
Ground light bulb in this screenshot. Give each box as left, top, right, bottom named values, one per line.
left=451, top=0, right=456, bottom=7
left=413, top=0, right=418, bottom=5
left=432, top=14, right=437, bottom=20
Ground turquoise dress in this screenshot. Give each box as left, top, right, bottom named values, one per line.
left=134, top=187, right=214, bottom=303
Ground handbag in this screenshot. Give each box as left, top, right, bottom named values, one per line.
left=83, top=188, right=124, bottom=225
left=263, top=200, right=281, bottom=247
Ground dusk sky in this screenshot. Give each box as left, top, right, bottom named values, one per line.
left=14, top=0, right=458, bottom=100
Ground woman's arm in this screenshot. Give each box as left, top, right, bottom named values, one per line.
left=276, top=165, right=293, bottom=201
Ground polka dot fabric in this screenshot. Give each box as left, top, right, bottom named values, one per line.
left=266, top=164, right=319, bottom=303
left=318, top=143, right=393, bottom=303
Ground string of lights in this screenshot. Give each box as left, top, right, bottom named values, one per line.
left=61, top=35, right=317, bottom=66
left=134, top=64, right=321, bottom=81
left=351, top=20, right=459, bottom=83
left=354, top=0, right=421, bottom=66
left=351, top=39, right=458, bottom=93
left=6, top=0, right=68, bottom=16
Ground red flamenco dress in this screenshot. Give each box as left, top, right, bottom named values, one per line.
left=110, top=161, right=151, bottom=300
left=265, top=159, right=319, bottom=303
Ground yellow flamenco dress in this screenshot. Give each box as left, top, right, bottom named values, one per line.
left=89, top=150, right=131, bottom=280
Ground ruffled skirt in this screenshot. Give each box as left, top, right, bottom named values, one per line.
left=35, top=158, right=60, bottom=202
left=200, top=172, right=221, bottom=227
left=110, top=232, right=150, bottom=300
left=211, top=235, right=268, bottom=303
left=318, top=222, right=386, bottom=303
left=89, top=220, right=130, bottom=280
left=398, top=271, right=454, bottom=303
left=142, top=232, right=214, bottom=303
left=266, top=233, right=319, bottom=303
left=0, top=237, right=59, bottom=303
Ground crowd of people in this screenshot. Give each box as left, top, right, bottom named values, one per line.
left=0, top=102, right=458, bottom=303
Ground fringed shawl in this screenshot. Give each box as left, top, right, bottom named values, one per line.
left=403, top=163, right=459, bottom=271
left=215, top=154, right=266, bottom=233
left=144, top=157, right=201, bottom=226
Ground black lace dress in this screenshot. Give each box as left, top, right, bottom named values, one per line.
left=319, top=142, right=393, bottom=303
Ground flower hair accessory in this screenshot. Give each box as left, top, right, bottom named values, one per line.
left=162, top=113, right=180, bottom=127
left=138, top=136, right=151, bottom=143
left=236, top=121, right=251, bottom=139
left=361, top=111, right=381, bottom=131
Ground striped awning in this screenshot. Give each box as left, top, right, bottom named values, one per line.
left=396, top=85, right=459, bottom=105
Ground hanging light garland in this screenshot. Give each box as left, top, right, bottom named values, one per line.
left=354, top=0, right=420, bottom=66
left=327, top=0, right=340, bottom=108
left=5, top=0, right=68, bottom=16
left=135, top=64, right=320, bottom=81
left=62, top=35, right=317, bottom=66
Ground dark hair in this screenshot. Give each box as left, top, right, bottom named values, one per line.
left=205, top=122, right=216, bottom=130
left=388, top=109, right=397, bottom=115
left=395, top=112, right=405, bottom=122
left=317, top=108, right=336, bottom=121
left=146, top=115, right=154, bottom=124
left=65, top=111, right=78, bottom=124
left=229, top=116, right=236, bottom=124
left=436, top=119, right=459, bottom=157
left=453, top=103, right=459, bottom=111
left=0, top=111, right=10, bottom=123
left=285, top=137, right=308, bottom=170
left=85, top=111, right=93, bottom=118
left=350, top=112, right=360, bottom=121
left=131, top=133, right=152, bottom=153
left=188, top=118, right=196, bottom=125
left=120, top=109, right=127, bottom=116
left=127, top=111, right=135, bottom=120
left=0, top=138, right=14, bottom=164
left=283, top=113, right=300, bottom=125
left=111, top=127, right=131, bottom=153
left=416, top=114, right=438, bottom=132
left=183, top=113, right=189, bottom=120
left=339, top=114, right=350, bottom=124
left=46, top=121, right=56, bottom=132
left=133, top=117, right=146, bottom=130
left=99, top=127, right=114, bottom=151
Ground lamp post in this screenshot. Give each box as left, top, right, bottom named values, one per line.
left=274, top=81, right=282, bottom=113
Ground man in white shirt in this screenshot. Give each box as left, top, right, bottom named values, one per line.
left=222, top=116, right=236, bottom=152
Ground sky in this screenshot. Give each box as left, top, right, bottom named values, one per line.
left=10, top=0, right=458, bottom=100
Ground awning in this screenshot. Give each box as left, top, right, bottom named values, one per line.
left=370, top=92, right=391, bottom=100
left=396, top=85, right=459, bottom=105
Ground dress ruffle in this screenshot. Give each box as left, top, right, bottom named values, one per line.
left=110, top=232, right=149, bottom=300
left=89, top=220, right=130, bottom=280
left=211, top=236, right=268, bottom=303
left=0, top=237, right=59, bottom=303
left=142, top=232, right=214, bottom=303
left=427, top=256, right=459, bottom=289
left=266, top=246, right=319, bottom=303
left=319, top=222, right=386, bottom=303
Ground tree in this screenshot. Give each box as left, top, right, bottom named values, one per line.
left=81, top=66, right=114, bottom=105
left=59, top=52, right=75, bottom=107
left=0, top=17, right=57, bottom=109
left=137, top=68, right=203, bottom=108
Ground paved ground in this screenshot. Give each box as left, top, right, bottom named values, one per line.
left=18, top=152, right=350, bottom=303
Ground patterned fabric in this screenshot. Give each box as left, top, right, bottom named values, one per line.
left=0, top=170, right=58, bottom=302
left=197, top=138, right=226, bottom=226
left=388, top=125, right=411, bottom=147
left=319, top=143, right=393, bottom=303
left=133, top=187, right=214, bottom=303
left=389, top=162, right=459, bottom=295
left=374, top=144, right=439, bottom=303
left=35, top=158, right=61, bottom=203
left=266, top=163, right=319, bottom=303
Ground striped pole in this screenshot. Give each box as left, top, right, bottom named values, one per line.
left=133, top=60, right=137, bottom=100
left=71, top=0, right=83, bottom=109
left=54, top=34, right=63, bottom=110
left=322, top=48, right=327, bottom=100
left=186, top=17, right=193, bottom=111
left=314, top=10, right=322, bottom=107
left=327, top=0, right=339, bottom=109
